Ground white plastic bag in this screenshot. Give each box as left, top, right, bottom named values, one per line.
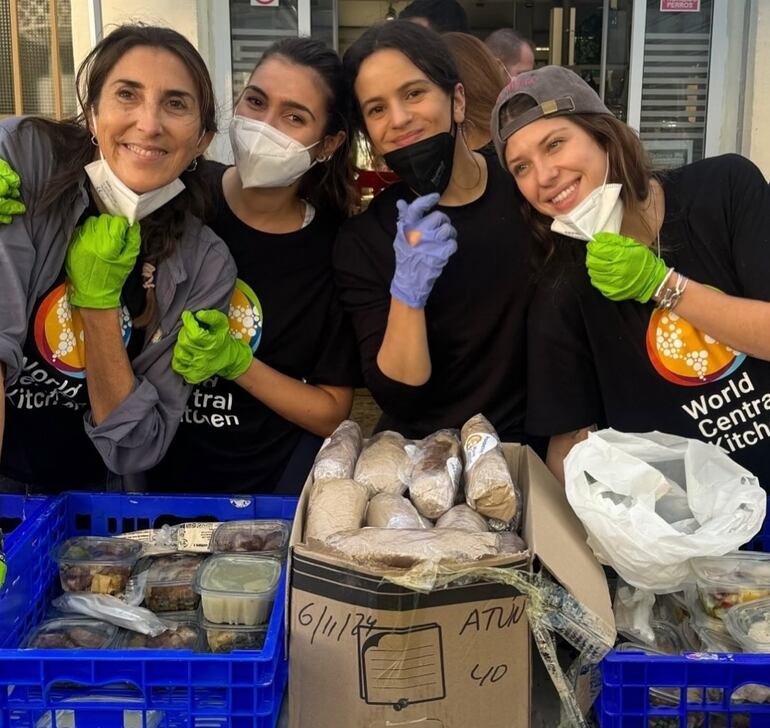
left=564, top=429, right=766, bottom=592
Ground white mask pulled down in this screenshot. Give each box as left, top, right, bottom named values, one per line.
left=230, top=115, right=319, bottom=188
left=84, top=112, right=187, bottom=224
left=550, top=159, right=624, bottom=242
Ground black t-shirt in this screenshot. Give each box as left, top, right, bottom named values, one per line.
left=1, top=203, right=146, bottom=491
left=333, top=152, right=533, bottom=439
left=527, top=154, right=770, bottom=486
left=146, top=161, right=360, bottom=494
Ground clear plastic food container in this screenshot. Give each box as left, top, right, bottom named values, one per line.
left=691, top=553, right=770, bottom=619
left=23, top=617, right=118, bottom=649
left=53, top=536, right=142, bottom=595
left=193, top=554, right=281, bottom=626
left=725, top=597, right=770, bottom=653
left=208, top=520, right=291, bottom=558
left=118, top=612, right=202, bottom=651
left=201, top=618, right=267, bottom=653
left=143, top=553, right=206, bottom=612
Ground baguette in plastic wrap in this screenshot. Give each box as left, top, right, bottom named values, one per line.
left=366, top=493, right=428, bottom=530
left=435, top=504, right=488, bottom=532
left=353, top=431, right=412, bottom=495
left=312, top=420, right=363, bottom=483
left=304, top=479, right=369, bottom=544
left=408, top=429, right=462, bottom=519
left=313, top=528, right=525, bottom=569
left=461, top=414, right=519, bottom=523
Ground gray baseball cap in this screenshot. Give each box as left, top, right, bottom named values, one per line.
left=491, top=65, right=612, bottom=168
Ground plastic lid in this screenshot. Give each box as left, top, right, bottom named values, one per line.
left=194, top=554, right=281, bottom=596
left=691, top=553, right=770, bottom=589
left=725, top=596, right=770, bottom=651
left=24, top=618, right=118, bottom=649
left=53, top=536, right=142, bottom=565
left=209, top=520, right=291, bottom=555
left=145, top=553, right=206, bottom=587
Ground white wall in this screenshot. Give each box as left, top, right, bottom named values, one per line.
left=742, top=0, right=770, bottom=178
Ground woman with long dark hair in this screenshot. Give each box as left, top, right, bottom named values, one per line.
left=0, top=25, right=236, bottom=493
left=334, top=21, right=532, bottom=440
left=146, top=38, right=360, bottom=494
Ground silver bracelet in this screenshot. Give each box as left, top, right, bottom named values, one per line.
left=657, top=271, right=689, bottom=310
left=653, top=267, right=675, bottom=302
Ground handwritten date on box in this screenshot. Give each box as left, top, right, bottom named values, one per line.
left=297, top=602, right=378, bottom=645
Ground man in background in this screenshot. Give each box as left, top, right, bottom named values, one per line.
left=485, top=28, right=535, bottom=77
left=399, top=0, right=469, bottom=33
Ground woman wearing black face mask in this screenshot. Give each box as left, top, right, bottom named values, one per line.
left=335, top=21, right=533, bottom=440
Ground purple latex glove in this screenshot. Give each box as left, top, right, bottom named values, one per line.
left=390, top=193, right=458, bottom=309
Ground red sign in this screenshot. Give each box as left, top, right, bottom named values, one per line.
left=660, top=0, right=700, bottom=11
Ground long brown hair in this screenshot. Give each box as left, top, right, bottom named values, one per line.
left=250, top=37, right=356, bottom=221
left=444, top=32, right=507, bottom=142
left=499, top=95, right=654, bottom=267
left=21, top=24, right=218, bottom=328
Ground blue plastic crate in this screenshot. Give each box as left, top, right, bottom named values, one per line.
left=0, top=492, right=296, bottom=728
left=0, top=494, right=50, bottom=553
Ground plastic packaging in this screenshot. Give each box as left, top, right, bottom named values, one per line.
left=691, top=552, right=770, bottom=618
left=312, top=420, right=363, bottom=483
left=435, top=504, right=488, bottom=532
left=54, top=536, right=142, bottom=595
left=353, top=430, right=412, bottom=495
left=725, top=597, right=770, bottom=652
left=314, top=527, right=527, bottom=569
left=683, top=585, right=741, bottom=652
left=23, top=618, right=118, bottom=649
left=202, top=618, right=267, bottom=653
left=408, top=429, right=462, bottom=519
left=118, top=613, right=202, bottom=651
left=304, top=478, right=369, bottom=544
left=194, top=554, right=281, bottom=626
left=366, top=493, right=427, bottom=529
left=52, top=593, right=169, bottom=637
left=209, top=519, right=291, bottom=557
left=143, top=553, right=206, bottom=612
left=460, top=414, right=519, bottom=523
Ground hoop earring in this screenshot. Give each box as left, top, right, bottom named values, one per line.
left=91, top=135, right=99, bottom=147
left=186, top=157, right=198, bottom=172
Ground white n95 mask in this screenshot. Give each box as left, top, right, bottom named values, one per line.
left=85, top=112, right=186, bottom=224
left=229, top=115, right=319, bottom=188
left=550, top=156, right=623, bottom=241
left=84, top=156, right=185, bottom=224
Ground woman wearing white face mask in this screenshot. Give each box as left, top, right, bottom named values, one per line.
left=0, top=25, right=236, bottom=493
left=145, top=38, right=360, bottom=494
left=492, top=65, right=770, bottom=488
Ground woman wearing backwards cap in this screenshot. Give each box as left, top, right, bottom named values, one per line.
left=491, top=65, right=770, bottom=488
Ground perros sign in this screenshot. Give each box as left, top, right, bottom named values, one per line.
left=660, top=0, right=700, bottom=11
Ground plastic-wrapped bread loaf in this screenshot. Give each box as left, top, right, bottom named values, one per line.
left=353, top=431, right=412, bottom=495
left=408, top=429, right=462, bottom=519
left=315, top=528, right=524, bottom=569
left=461, top=414, right=519, bottom=523
left=304, top=479, right=369, bottom=544
left=366, top=493, right=428, bottom=530
left=312, top=420, right=363, bottom=483
left=435, top=504, right=488, bottom=533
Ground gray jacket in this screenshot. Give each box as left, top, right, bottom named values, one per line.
left=0, top=117, right=237, bottom=475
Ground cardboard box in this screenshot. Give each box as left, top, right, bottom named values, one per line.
left=288, top=444, right=614, bottom=728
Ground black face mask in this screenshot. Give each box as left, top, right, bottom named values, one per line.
left=383, top=123, right=456, bottom=196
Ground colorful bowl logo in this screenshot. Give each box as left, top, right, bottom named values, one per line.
left=33, top=283, right=132, bottom=379
left=646, top=308, right=745, bottom=387
left=228, top=279, right=263, bottom=353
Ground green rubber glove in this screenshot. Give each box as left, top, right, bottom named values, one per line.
left=172, top=309, right=253, bottom=384
left=65, top=214, right=141, bottom=309
left=586, top=231, right=668, bottom=303
left=0, top=158, right=26, bottom=224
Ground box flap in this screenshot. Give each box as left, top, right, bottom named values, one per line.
left=509, top=445, right=615, bottom=636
